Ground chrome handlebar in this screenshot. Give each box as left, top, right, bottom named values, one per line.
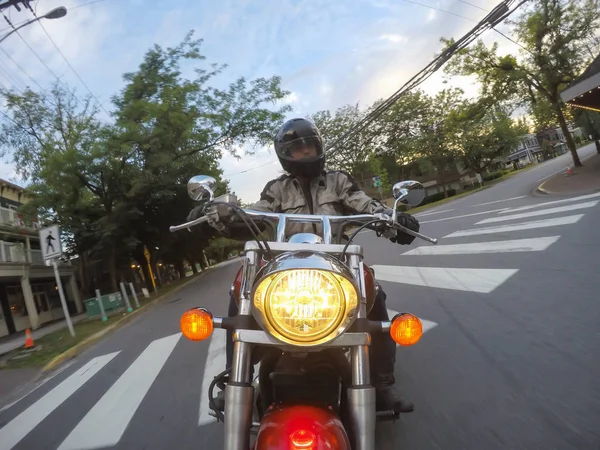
left=169, top=206, right=438, bottom=245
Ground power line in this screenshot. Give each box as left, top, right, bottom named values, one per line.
left=223, top=159, right=279, bottom=177
left=0, top=45, right=46, bottom=91
left=456, top=0, right=489, bottom=12
left=0, top=0, right=113, bottom=34
left=31, top=10, right=111, bottom=116
left=1, top=12, right=62, bottom=81
left=325, top=0, right=530, bottom=154
left=398, top=0, right=477, bottom=22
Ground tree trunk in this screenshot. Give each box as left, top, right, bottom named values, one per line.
left=189, top=259, right=198, bottom=274
left=175, top=259, right=186, bottom=279
left=595, top=140, right=600, bottom=155
left=555, top=103, right=581, bottom=166
left=109, top=244, right=118, bottom=293
left=198, top=249, right=207, bottom=271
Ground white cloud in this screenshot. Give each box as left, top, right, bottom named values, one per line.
left=379, top=34, right=408, bottom=44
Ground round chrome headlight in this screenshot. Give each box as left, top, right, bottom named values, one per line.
left=252, top=252, right=359, bottom=346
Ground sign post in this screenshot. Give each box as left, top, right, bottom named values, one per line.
left=143, top=246, right=157, bottom=292
left=40, top=225, right=75, bottom=337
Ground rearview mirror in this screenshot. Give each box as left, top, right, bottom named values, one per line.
left=188, top=175, right=216, bottom=202
left=392, top=180, right=425, bottom=207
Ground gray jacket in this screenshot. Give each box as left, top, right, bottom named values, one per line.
left=248, top=170, right=387, bottom=237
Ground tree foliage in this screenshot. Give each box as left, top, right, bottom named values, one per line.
left=0, top=31, right=290, bottom=295
left=442, top=0, right=600, bottom=166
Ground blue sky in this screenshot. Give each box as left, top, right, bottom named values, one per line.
left=0, top=0, right=519, bottom=201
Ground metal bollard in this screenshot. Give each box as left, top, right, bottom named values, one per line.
left=95, top=289, right=108, bottom=321
left=129, top=282, right=140, bottom=308
left=119, top=282, right=133, bottom=313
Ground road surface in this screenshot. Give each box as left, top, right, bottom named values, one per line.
left=1, top=144, right=599, bottom=449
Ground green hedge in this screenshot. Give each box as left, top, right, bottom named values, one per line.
left=421, top=189, right=457, bottom=206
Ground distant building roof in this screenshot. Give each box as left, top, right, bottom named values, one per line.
left=0, top=178, right=26, bottom=192
left=560, top=52, right=600, bottom=112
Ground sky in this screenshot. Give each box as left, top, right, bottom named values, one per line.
left=0, top=0, right=522, bottom=202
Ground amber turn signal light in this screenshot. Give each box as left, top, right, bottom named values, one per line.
left=390, top=313, right=423, bottom=346
left=180, top=308, right=213, bottom=341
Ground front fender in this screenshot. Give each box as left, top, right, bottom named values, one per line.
left=254, top=404, right=351, bottom=450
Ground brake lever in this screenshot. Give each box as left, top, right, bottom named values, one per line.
left=393, top=223, right=438, bottom=245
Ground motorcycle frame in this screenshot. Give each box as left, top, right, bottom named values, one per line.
left=223, top=213, right=378, bottom=450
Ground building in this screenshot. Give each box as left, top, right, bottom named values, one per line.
left=560, top=52, right=600, bottom=113
left=506, top=134, right=542, bottom=165
left=0, top=179, right=82, bottom=338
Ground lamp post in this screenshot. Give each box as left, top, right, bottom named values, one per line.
left=0, top=6, right=67, bottom=44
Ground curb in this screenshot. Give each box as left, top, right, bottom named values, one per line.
left=39, top=262, right=237, bottom=373
left=535, top=153, right=599, bottom=196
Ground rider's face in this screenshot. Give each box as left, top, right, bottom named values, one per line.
left=290, top=144, right=317, bottom=160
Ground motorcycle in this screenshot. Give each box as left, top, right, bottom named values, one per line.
left=170, top=175, right=438, bottom=450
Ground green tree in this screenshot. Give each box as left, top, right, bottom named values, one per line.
left=446, top=97, right=528, bottom=176
left=443, top=0, right=600, bottom=167
left=0, top=31, right=292, bottom=294
left=310, top=103, right=375, bottom=174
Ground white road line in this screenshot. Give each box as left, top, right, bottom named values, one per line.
left=58, top=333, right=182, bottom=450
left=500, top=192, right=600, bottom=214
left=0, top=360, right=76, bottom=414
left=0, top=352, right=119, bottom=450
left=419, top=208, right=509, bottom=224
left=198, top=331, right=227, bottom=426
left=477, top=201, right=598, bottom=225
left=444, top=215, right=584, bottom=238
left=371, top=265, right=518, bottom=294
left=402, top=236, right=560, bottom=256
left=470, top=196, right=526, bottom=208
left=414, top=208, right=454, bottom=217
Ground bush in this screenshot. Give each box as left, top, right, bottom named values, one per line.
left=421, top=188, right=456, bottom=206
left=483, top=171, right=504, bottom=182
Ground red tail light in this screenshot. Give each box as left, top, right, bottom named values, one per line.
left=289, top=429, right=316, bottom=449
left=254, top=404, right=351, bottom=450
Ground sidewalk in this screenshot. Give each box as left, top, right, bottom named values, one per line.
left=538, top=153, right=600, bottom=195
left=0, top=314, right=88, bottom=356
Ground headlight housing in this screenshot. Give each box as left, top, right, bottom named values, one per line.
left=252, top=252, right=359, bottom=346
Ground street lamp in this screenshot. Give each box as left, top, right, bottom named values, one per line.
left=0, top=6, right=67, bottom=44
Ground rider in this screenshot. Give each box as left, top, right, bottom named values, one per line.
left=187, top=118, right=421, bottom=414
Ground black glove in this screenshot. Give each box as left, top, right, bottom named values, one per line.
left=383, top=210, right=420, bottom=245
left=187, top=204, right=206, bottom=222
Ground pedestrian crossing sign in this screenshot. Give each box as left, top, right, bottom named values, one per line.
left=39, top=224, right=63, bottom=261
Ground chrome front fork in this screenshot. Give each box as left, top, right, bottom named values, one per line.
left=224, top=251, right=256, bottom=450
left=347, top=255, right=376, bottom=450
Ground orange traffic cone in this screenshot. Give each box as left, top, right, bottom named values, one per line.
left=24, top=328, right=34, bottom=349
left=567, top=166, right=573, bottom=175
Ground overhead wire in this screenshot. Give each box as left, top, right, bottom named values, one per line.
left=324, top=0, right=530, bottom=156
left=1, top=12, right=62, bottom=81
left=30, top=8, right=111, bottom=116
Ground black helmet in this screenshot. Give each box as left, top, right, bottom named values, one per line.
left=274, top=118, right=325, bottom=178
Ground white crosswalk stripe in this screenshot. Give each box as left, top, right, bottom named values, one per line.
left=58, top=333, right=181, bottom=450
left=371, top=265, right=518, bottom=294
left=444, top=215, right=584, bottom=238
left=499, top=191, right=600, bottom=214
left=0, top=352, right=119, bottom=450
left=198, top=331, right=227, bottom=426
left=477, top=201, right=598, bottom=225
left=402, top=236, right=560, bottom=256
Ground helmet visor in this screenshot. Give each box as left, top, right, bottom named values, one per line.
left=276, top=137, right=323, bottom=161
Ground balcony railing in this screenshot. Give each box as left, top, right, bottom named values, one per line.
left=0, top=206, right=38, bottom=231
left=0, top=242, right=70, bottom=266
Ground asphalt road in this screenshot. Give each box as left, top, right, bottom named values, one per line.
left=1, top=144, right=599, bottom=450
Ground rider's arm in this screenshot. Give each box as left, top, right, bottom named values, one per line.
left=247, top=178, right=283, bottom=213
left=335, top=171, right=387, bottom=214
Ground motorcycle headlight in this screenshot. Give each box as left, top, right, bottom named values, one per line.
left=252, top=253, right=359, bottom=346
